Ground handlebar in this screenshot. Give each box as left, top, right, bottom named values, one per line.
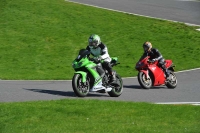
left=147, top=60, right=154, bottom=63
left=89, top=57, right=100, bottom=63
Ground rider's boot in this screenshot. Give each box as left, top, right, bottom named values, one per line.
left=161, top=65, right=170, bottom=81
left=165, top=70, right=170, bottom=82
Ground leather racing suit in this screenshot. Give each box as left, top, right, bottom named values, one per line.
left=141, top=48, right=170, bottom=77
left=86, top=42, right=116, bottom=81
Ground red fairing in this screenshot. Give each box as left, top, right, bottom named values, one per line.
left=148, top=64, right=165, bottom=85
left=165, top=60, right=172, bottom=68
left=135, top=56, right=173, bottom=86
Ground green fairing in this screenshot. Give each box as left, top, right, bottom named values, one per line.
left=86, top=63, right=102, bottom=86
left=72, top=57, right=90, bottom=69
left=86, top=63, right=100, bottom=79
left=73, top=57, right=101, bottom=83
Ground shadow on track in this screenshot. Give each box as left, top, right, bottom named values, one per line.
left=123, top=85, right=167, bottom=89
left=23, top=88, right=109, bottom=97
left=123, top=85, right=142, bottom=89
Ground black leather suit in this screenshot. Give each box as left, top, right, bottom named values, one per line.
left=141, top=48, right=170, bottom=77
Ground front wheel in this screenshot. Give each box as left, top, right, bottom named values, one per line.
left=72, top=74, right=90, bottom=97
left=108, top=74, right=123, bottom=97
left=137, top=71, right=152, bottom=89
left=165, top=70, right=177, bottom=89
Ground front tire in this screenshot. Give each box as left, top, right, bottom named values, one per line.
left=165, top=70, right=177, bottom=89
left=72, top=74, right=90, bottom=97
left=108, top=74, right=123, bottom=97
left=138, top=71, right=152, bottom=89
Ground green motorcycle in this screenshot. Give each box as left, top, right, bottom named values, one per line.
left=72, top=49, right=123, bottom=97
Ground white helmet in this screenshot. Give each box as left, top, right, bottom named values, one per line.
left=88, top=34, right=101, bottom=48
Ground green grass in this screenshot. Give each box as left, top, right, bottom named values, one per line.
left=0, top=99, right=200, bottom=133
left=0, top=0, right=199, bottom=80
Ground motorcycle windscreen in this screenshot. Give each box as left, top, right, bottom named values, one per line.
left=76, top=49, right=90, bottom=61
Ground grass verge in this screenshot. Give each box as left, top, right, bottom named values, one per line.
left=0, top=0, right=199, bottom=79
left=0, top=99, right=200, bottom=133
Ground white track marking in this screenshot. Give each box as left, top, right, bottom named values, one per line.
left=156, top=102, right=200, bottom=106
left=174, top=68, right=200, bottom=73
left=176, top=0, right=200, bottom=2
left=67, top=0, right=200, bottom=31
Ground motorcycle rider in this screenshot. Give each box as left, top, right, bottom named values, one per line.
left=141, top=41, right=170, bottom=80
left=86, top=34, right=116, bottom=82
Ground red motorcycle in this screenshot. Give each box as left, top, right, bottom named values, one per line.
left=135, top=55, right=177, bottom=89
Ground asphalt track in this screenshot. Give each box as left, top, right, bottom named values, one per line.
left=68, top=0, right=200, bottom=26
left=0, top=69, right=200, bottom=104
left=0, top=0, right=200, bottom=104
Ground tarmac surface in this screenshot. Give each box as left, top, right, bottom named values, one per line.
left=0, top=69, right=200, bottom=104
left=69, top=0, right=200, bottom=26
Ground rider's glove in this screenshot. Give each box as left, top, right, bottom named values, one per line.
left=152, top=59, right=157, bottom=62
left=98, top=56, right=103, bottom=60
left=94, top=57, right=99, bottom=60
left=93, top=57, right=100, bottom=63
left=94, top=56, right=102, bottom=61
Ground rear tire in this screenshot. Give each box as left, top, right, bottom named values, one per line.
left=72, top=74, right=90, bottom=97
left=108, top=74, right=123, bottom=97
left=165, top=70, right=177, bottom=89
left=138, top=71, right=152, bottom=89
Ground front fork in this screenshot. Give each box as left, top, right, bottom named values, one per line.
left=74, top=71, right=102, bottom=86
left=140, top=69, right=150, bottom=80
left=74, top=71, right=87, bottom=83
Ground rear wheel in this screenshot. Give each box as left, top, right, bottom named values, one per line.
left=108, top=74, right=123, bottom=97
left=165, top=70, right=177, bottom=89
left=138, top=71, right=152, bottom=89
left=72, top=74, right=90, bottom=97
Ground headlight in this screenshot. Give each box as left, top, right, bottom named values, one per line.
left=72, top=62, right=82, bottom=68
left=136, top=62, right=144, bottom=69
left=77, top=62, right=82, bottom=67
